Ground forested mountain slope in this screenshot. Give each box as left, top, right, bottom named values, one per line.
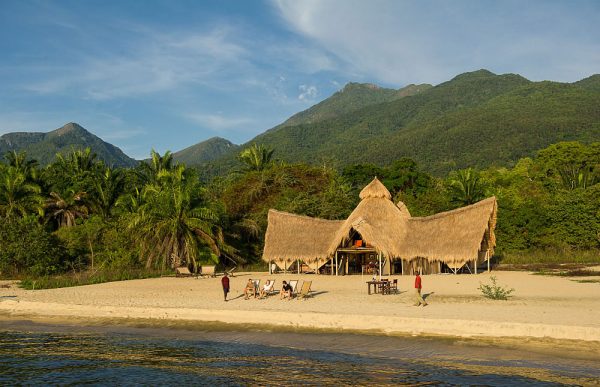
left=0, top=122, right=137, bottom=167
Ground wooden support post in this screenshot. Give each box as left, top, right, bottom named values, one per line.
left=297, top=259, right=300, bottom=275
left=269, top=260, right=272, bottom=275
left=474, top=258, right=478, bottom=274
left=331, top=257, right=334, bottom=276
left=284, top=261, right=287, bottom=274
left=345, top=256, right=349, bottom=275
left=378, top=252, right=382, bottom=280
left=335, top=251, right=339, bottom=276
left=487, top=251, right=490, bottom=273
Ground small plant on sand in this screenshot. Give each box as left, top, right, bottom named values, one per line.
left=478, top=276, right=514, bottom=300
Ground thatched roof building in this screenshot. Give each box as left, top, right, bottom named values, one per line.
left=263, top=178, right=497, bottom=275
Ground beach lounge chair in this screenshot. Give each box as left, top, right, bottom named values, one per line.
left=289, top=280, right=299, bottom=296
left=200, top=265, right=216, bottom=278
left=226, top=266, right=236, bottom=277
left=252, top=279, right=261, bottom=298
left=175, top=266, right=194, bottom=277
left=297, top=281, right=312, bottom=300
left=259, top=280, right=276, bottom=298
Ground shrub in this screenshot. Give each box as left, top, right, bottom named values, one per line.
left=0, top=216, right=67, bottom=277
left=478, top=276, right=514, bottom=300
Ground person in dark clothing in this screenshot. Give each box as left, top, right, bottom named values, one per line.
left=280, top=280, right=293, bottom=300
left=221, top=273, right=230, bottom=301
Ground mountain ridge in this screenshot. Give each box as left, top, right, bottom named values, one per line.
left=0, top=122, right=137, bottom=167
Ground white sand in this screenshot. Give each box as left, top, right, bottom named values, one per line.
left=1, top=271, right=600, bottom=342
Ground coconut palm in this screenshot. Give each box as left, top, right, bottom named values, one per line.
left=0, top=167, right=43, bottom=218
left=45, top=190, right=89, bottom=228
left=238, top=144, right=274, bottom=171
left=448, top=168, right=485, bottom=205
left=127, top=166, right=228, bottom=270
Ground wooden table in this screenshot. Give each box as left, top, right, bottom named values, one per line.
left=367, top=280, right=390, bottom=295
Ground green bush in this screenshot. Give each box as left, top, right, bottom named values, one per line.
left=0, top=216, right=67, bottom=277
left=478, top=276, right=515, bottom=300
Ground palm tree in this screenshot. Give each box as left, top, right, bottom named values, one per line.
left=0, top=167, right=44, bottom=218
left=4, top=150, right=38, bottom=179
left=448, top=168, right=485, bottom=205
left=91, top=167, right=125, bottom=219
left=138, top=149, right=176, bottom=184
left=238, top=144, right=274, bottom=171
left=126, top=166, right=227, bottom=270
left=45, top=190, right=88, bottom=228
left=54, top=147, right=99, bottom=175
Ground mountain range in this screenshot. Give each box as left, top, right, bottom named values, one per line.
left=1, top=70, right=599, bottom=174
left=0, top=122, right=137, bottom=167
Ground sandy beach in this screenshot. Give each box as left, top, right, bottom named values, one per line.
left=1, top=270, right=600, bottom=347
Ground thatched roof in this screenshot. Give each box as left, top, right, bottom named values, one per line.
left=401, top=197, right=497, bottom=264
left=327, top=185, right=409, bottom=259
left=262, top=210, right=343, bottom=262
left=262, top=178, right=497, bottom=265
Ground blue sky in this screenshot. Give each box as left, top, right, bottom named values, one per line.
left=1, top=0, right=598, bottom=159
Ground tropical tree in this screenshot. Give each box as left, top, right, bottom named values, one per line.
left=4, top=150, right=38, bottom=180
left=238, top=144, right=274, bottom=171
left=45, top=190, right=88, bottom=228
left=46, top=148, right=102, bottom=194
left=126, top=166, right=228, bottom=270
left=91, top=167, right=125, bottom=219
left=448, top=168, right=486, bottom=205
left=536, top=142, right=599, bottom=190
left=0, top=167, right=44, bottom=219
left=137, top=149, right=176, bottom=184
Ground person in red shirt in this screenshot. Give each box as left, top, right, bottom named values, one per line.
left=221, top=273, right=230, bottom=302
left=413, top=272, right=428, bottom=306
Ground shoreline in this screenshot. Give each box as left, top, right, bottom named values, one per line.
left=2, top=270, right=600, bottom=352
left=2, top=299, right=600, bottom=344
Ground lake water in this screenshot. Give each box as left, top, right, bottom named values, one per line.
left=1, top=319, right=599, bottom=386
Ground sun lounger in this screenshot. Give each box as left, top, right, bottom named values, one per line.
left=200, top=265, right=216, bottom=278
left=297, top=281, right=312, bottom=300
left=252, top=279, right=261, bottom=298
left=175, top=266, right=194, bottom=277
left=259, top=280, right=276, bottom=298
left=288, top=280, right=299, bottom=296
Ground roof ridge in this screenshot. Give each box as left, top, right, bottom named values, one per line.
left=409, top=196, right=496, bottom=222
left=268, top=209, right=344, bottom=223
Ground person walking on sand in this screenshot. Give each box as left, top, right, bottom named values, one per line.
left=221, top=273, right=230, bottom=302
left=413, top=272, right=428, bottom=306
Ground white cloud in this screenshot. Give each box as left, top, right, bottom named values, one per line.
left=184, top=113, right=253, bottom=131
left=23, top=26, right=250, bottom=100
left=272, top=0, right=600, bottom=84
left=298, top=84, right=318, bottom=102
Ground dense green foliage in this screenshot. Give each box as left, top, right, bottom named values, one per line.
left=202, top=69, right=599, bottom=176
left=0, top=122, right=137, bottom=167
left=0, top=138, right=598, bottom=287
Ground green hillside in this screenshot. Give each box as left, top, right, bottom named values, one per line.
left=173, top=137, right=239, bottom=166
left=0, top=122, right=138, bottom=167
left=209, top=69, right=599, bottom=175
left=272, top=82, right=432, bottom=130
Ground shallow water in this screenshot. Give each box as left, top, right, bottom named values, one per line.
left=1, top=319, right=599, bottom=386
